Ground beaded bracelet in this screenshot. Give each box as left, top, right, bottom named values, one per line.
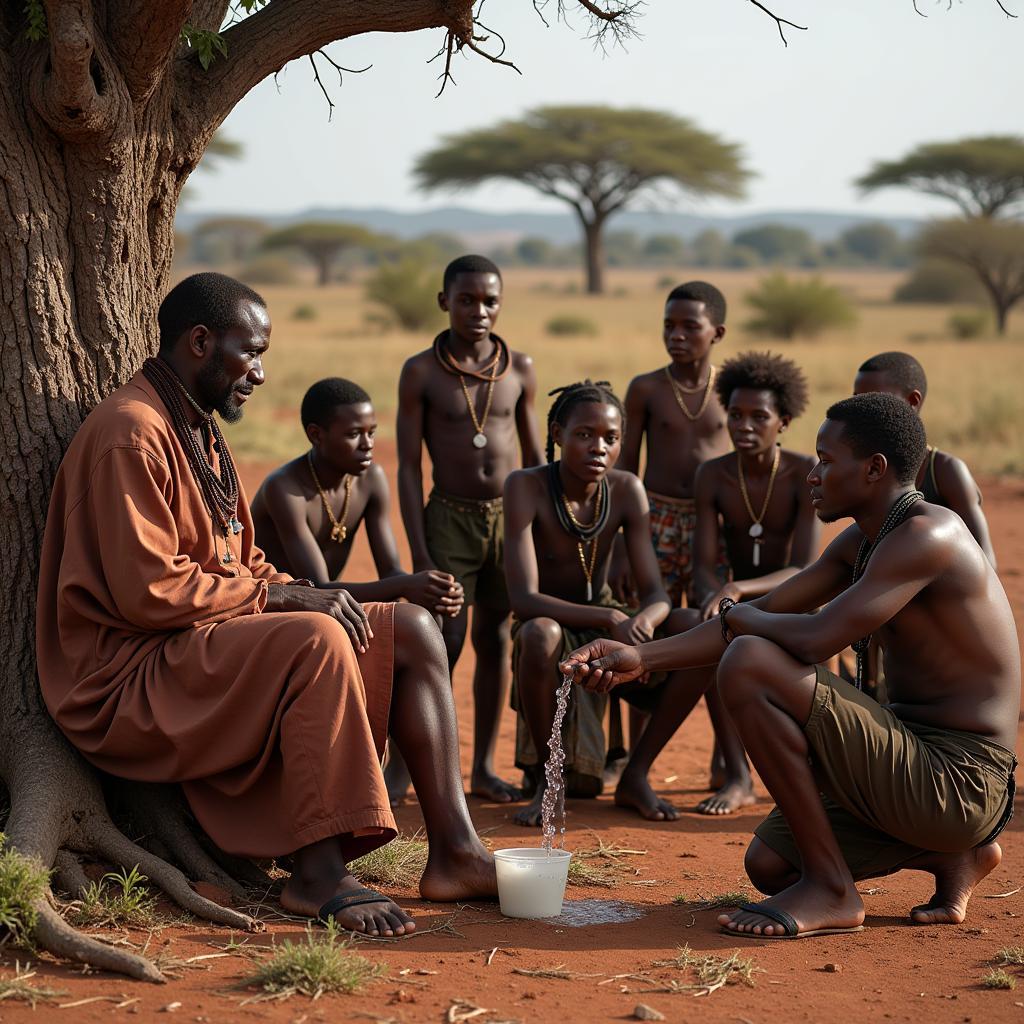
left=718, top=597, right=737, bottom=644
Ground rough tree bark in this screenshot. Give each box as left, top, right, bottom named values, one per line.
left=0, top=0, right=474, bottom=981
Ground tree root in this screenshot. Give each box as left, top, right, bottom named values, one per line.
left=87, top=819, right=262, bottom=933
left=33, top=902, right=166, bottom=983
left=52, top=848, right=91, bottom=898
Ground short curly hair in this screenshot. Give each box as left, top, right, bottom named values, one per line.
left=301, top=377, right=372, bottom=429
left=665, top=280, right=726, bottom=325
left=826, top=393, right=927, bottom=486
left=715, top=351, right=809, bottom=420
left=857, top=351, right=928, bottom=400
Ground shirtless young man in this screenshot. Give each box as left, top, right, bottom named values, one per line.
left=691, top=352, right=819, bottom=815
left=251, top=377, right=464, bottom=619
left=504, top=381, right=708, bottom=826
left=564, top=393, right=1019, bottom=938
left=853, top=350, right=996, bottom=566
left=397, top=255, right=544, bottom=803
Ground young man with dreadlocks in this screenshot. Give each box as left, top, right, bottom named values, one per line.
left=690, top=352, right=819, bottom=815
left=503, top=380, right=712, bottom=826
left=563, top=393, right=1019, bottom=938
left=396, top=255, right=544, bottom=805
left=853, top=351, right=995, bottom=567
left=37, top=273, right=498, bottom=940
left=250, top=377, right=464, bottom=618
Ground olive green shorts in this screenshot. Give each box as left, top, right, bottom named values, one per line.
left=755, top=665, right=1017, bottom=879
left=424, top=489, right=508, bottom=611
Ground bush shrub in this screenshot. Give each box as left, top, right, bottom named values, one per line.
left=365, top=259, right=443, bottom=332
left=292, top=303, right=317, bottom=321
left=546, top=314, right=599, bottom=337
left=893, top=261, right=985, bottom=304
left=947, top=309, right=989, bottom=339
left=239, top=254, right=299, bottom=285
left=744, top=274, right=857, bottom=340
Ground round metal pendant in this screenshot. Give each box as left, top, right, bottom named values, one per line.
left=472, top=432, right=488, bottom=449
left=748, top=522, right=764, bottom=538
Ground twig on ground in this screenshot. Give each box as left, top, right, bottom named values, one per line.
left=673, top=890, right=751, bottom=911
left=983, top=886, right=1021, bottom=899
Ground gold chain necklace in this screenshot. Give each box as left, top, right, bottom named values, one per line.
left=665, top=365, right=716, bottom=421
left=736, top=446, right=781, bottom=568
left=434, top=334, right=510, bottom=448
left=561, top=485, right=604, bottom=601
left=458, top=371, right=497, bottom=450
left=307, top=451, right=353, bottom=543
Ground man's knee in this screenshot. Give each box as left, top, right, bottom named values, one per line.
left=744, top=837, right=798, bottom=895
left=516, top=617, right=563, bottom=658
left=395, top=602, right=445, bottom=655
left=718, top=636, right=784, bottom=708
left=665, top=607, right=701, bottom=635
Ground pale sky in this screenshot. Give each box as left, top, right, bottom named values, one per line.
left=189, top=1, right=1023, bottom=220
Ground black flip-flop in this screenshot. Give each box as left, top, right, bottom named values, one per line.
left=317, top=886, right=407, bottom=933
left=719, top=901, right=865, bottom=939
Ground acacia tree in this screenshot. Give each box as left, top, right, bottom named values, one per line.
left=857, top=136, right=1024, bottom=218
left=919, top=218, right=1024, bottom=334
left=415, top=105, right=749, bottom=293
left=262, top=221, right=378, bottom=285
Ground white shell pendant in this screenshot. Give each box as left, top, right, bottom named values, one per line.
left=748, top=522, right=763, bottom=538
left=753, top=539, right=762, bottom=568
left=473, top=432, right=488, bottom=449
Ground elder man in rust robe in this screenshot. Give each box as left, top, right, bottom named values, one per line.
left=37, top=272, right=496, bottom=938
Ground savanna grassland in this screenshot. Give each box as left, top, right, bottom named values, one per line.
left=200, top=266, right=1024, bottom=477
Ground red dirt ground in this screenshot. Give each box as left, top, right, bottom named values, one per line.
left=5, top=444, right=1023, bottom=1022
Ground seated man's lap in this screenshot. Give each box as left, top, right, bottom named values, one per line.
left=755, top=665, right=1015, bottom=876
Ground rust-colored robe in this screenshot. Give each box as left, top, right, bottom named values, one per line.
left=36, top=372, right=396, bottom=857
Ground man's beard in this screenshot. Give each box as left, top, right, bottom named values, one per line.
left=196, top=348, right=245, bottom=423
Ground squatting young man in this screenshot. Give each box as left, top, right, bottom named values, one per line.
left=504, top=380, right=711, bottom=826
left=564, top=393, right=1019, bottom=938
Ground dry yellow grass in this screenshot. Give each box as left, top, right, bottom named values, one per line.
left=204, top=267, right=1024, bottom=476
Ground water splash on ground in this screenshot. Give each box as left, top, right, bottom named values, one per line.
left=550, top=899, right=647, bottom=927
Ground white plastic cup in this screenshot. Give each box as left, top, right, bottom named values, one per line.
left=494, top=847, right=572, bottom=919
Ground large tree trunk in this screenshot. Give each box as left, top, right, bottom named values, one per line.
left=0, top=50, right=259, bottom=982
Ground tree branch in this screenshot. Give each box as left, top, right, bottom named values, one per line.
left=191, top=0, right=233, bottom=32
left=107, top=0, right=194, bottom=102
left=29, top=0, right=125, bottom=141
left=745, top=0, right=807, bottom=45
left=177, top=0, right=471, bottom=144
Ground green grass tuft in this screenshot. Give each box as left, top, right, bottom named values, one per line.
left=995, top=947, right=1024, bottom=967
left=70, top=865, right=158, bottom=929
left=349, top=834, right=428, bottom=890
left=238, top=919, right=386, bottom=1001
left=673, top=890, right=751, bottom=911
left=982, top=968, right=1017, bottom=990
left=0, top=834, right=51, bottom=946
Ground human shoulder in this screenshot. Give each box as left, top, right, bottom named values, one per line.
left=362, top=462, right=391, bottom=499
left=509, top=348, right=533, bottom=373
left=607, top=467, right=647, bottom=504
left=881, top=505, right=960, bottom=570
left=399, top=348, right=435, bottom=382
left=506, top=464, right=548, bottom=494
left=625, top=368, right=664, bottom=396
left=259, top=456, right=310, bottom=503
left=931, top=449, right=983, bottom=503
left=76, top=375, right=175, bottom=462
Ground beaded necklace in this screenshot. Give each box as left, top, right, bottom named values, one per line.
left=547, top=462, right=611, bottom=602
left=851, top=489, right=924, bottom=689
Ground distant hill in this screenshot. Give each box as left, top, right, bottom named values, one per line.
left=176, top=205, right=921, bottom=244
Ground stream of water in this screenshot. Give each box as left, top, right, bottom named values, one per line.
left=540, top=672, right=574, bottom=852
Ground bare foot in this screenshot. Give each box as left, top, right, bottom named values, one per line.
left=614, top=769, right=679, bottom=822
left=717, top=876, right=864, bottom=937
left=513, top=784, right=545, bottom=827
left=910, top=842, right=1001, bottom=924
left=603, top=753, right=629, bottom=789
left=471, top=767, right=522, bottom=803
left=697, top=778, right=756, bottom=815
left=280, top=872, right=415, bottom=937
left=419, top=841, right=498, bottom=902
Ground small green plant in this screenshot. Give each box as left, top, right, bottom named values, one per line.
left=292, top=303, right=318, bottom=321
left=72, top=865, right=157, bottom=928
left=545, top=314, right=598, bottom=337
left=238, top=919, right=385, bottom=1001
left=982, top=968, right=1017, bottom=990
left=0, top=962, right=67, bottom=1008
left=0, top=835, right=51, bottom=947
left=947, top=308, right=989, bottom=339
left=365, top=259, right=443, bottom=331
left=744, top=273, right=857, bottom=340
left=995, top=947, right=1024, bottom=967
left=673, top=890, right=751, bottom=911
left=350, top=834, right=428, bottom=889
